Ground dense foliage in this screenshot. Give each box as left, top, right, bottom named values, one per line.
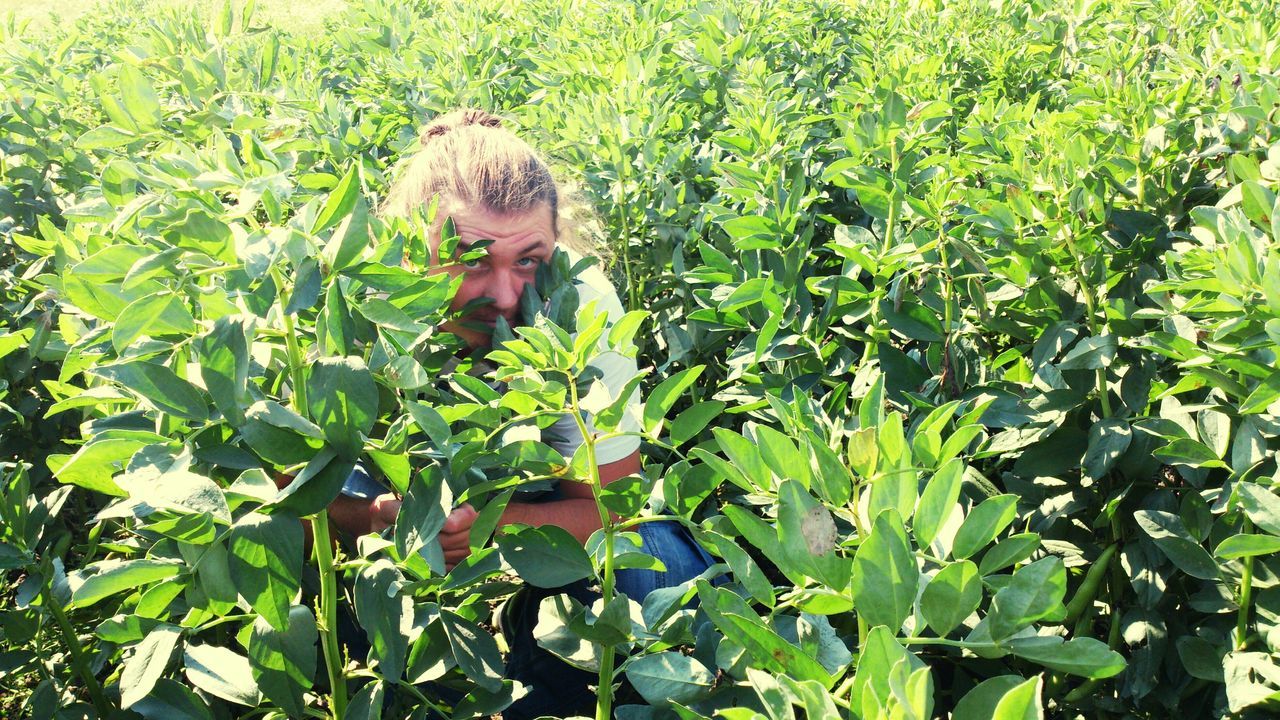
left=2, top=0, right=1279, bottom=717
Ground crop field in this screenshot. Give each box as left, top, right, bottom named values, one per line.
left=1, top=0, right=1279, bottom=717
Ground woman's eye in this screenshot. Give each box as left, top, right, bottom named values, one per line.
left=462, top=259, right=482, bottom=269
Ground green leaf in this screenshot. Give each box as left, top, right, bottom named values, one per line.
left=1240, top=374, right=1280, bottom=414
left=313, top=165, right=361, bottom=235
left=130, top=679, right=213, bottom=720
left=852, top=509, right=918, bottom=631
left=441, top=609, right=505, bottom=692
left=354, top=559, right=412, bottom=680
left=94, top=362, right=209, bottom=422
left=698, top=583, right=833, bottom=687
left=111, top=293, right=197, bottom=353
left=698, top=530, right=774, bottom=607
left=196, top=316, right=254, bottom=427
left=952, top=494, right=1018, bottom=560
left=117, top=64, right=163, bottom=131
left=1236, top=484, right=1280, bottom=536
left=988, top=557, right=1066, bottom=641
left=1058, top=335, right=1117, bottom=369
left=1006, top=636, right=1126, bottom=678
left=496, top=524, right=593, bottom=587
left=1134, top=509, right=1220, bottom=580
left=270, top=445, right=350, bottom=512
left=120, top=624, right=182, bottom=708
left=51, top=437, right=146, bottom=496
left=991, top=676, right=1043, bottom=720
left=921, top=560, right=981, bottom=637
left=954, top=676, right=1032, bottom=720
left=850, top=625, right=923, bottom=713
left=306, top=356, right=378, bottom=460
left=880, top=299, right=944, bottom=342
left=227, top=511, right=303, bottom=631
left=1154, top=438, right=1229, bottom=469
left=979, top=533, right=1041, bottom=576
left=346, top=681, right=386, bottom=720
left=608, top=309, right=648, bottom=350
left=324, top=196, right=370, bottom=273
left=1083, top=419, right=1131, bottom=482
left=395, top=467, right=451, bottom=567
left=1215, top=533, right=1280, bottom=559
left=644, top=366, right=704, bottom=433
left=713, top=428, right=772, bottom=491
left=670, top=401, right=726, bottom=446
left=247, top=606, right=316, bottom=718
left=914, top=458, right=963, bottom=548
left=68, top=559, right=183, bottom=608
left=183, top=643, right=262, bottom=706
left=76, top=125, right=140, bottom=149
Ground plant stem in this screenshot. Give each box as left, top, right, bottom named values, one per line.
left=882, top=143, right=899, bottom=254
left=270, top=266, right=308, bottom=412
left=41, top=579, right=111, bottom=717
left=1237, top=517, right=1255, bottom=649
left=1107, top=517, right=1126, bottom=650
left=568, top=380, right=616, bottom=720
left=310, top=515, right=347, bottom=719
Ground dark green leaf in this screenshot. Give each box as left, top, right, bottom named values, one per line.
left=94, top=362, right=208, bottom=421
left=1006, top=636, right=1125, bottom=678
left=247, top=606, right=316, bottom=718
left=851, top=509, right=918, bottom=631
left=952, top=494, right=1018, bottom=560
left=921, top=560, right=981, bottom=637
left=441, top=609, right=504, bottom=692
left=227, top=512, right=303, bottom=631
left=496, top=524, right=593, bottom=587
left=306, top=356, right=378, bottom=460
left=354, top=559, right=412, bottom=679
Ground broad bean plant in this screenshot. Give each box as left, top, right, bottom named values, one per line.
left=1, top=0, right=1279, bottom=718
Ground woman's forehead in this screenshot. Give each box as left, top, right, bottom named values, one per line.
left=442, top=203, right=555, bottom=250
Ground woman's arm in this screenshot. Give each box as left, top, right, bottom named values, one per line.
left=385, top=450, right=643, bottom=569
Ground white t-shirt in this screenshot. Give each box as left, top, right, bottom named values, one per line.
left=541, top=260, right=642, bottom=466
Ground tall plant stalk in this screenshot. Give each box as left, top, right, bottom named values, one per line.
left=311, top=515, right=348, bottom=718
left=270, top=264, right=343, bottom=715
left=568, top=379, right=618, bottom=720
left=1238, top=517, right=1255, bottom=649
left=41, top=578, right=111, bottom=717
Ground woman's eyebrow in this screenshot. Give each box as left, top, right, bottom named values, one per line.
left=513, top=239, right=551, bottom=255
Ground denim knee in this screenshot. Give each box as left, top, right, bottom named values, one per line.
left=614, top=521, right=716, bottom=601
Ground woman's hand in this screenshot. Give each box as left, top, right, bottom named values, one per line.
left=369, top=493, right=401, bottom=533
left=440, top=503, right=478, bottom=570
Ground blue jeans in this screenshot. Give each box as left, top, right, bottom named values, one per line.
left=500, top=520, right=718, bottom=720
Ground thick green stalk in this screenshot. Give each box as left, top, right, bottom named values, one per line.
left=270, top=266, right=308, bottom=412
left=42, top=579, right=111, bottom=716
left=310, top=515, right=347, bottom=719
left=1237, top=517, right=1255, bottom=649
left=568, top=380, right=616, bottom=720
left=1107, top=516, right=1126, bottom=650
left=882, top=143, right=899, bottom=254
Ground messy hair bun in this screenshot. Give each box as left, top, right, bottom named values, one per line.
left=382, top=108, right=604, bottom=259
left=419, top=108, right=504, bottom=142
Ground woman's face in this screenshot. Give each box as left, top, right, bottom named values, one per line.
left=430, top=202, right=556, bottom=348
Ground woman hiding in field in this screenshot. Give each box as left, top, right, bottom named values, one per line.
left=326, top=108, right=717, bottom=719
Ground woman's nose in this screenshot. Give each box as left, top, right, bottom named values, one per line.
left=486, top=272, right=522, bottom=314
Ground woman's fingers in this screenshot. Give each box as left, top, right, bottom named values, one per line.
left=442, top=503, right=478, bottom=533
left=369, top=493, right=402, bottom=533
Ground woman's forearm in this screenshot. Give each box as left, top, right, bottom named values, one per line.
left=500, top=498, right=605, bottom=544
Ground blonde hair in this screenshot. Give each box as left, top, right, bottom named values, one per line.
left=381, top=108, right=604, bottom=260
